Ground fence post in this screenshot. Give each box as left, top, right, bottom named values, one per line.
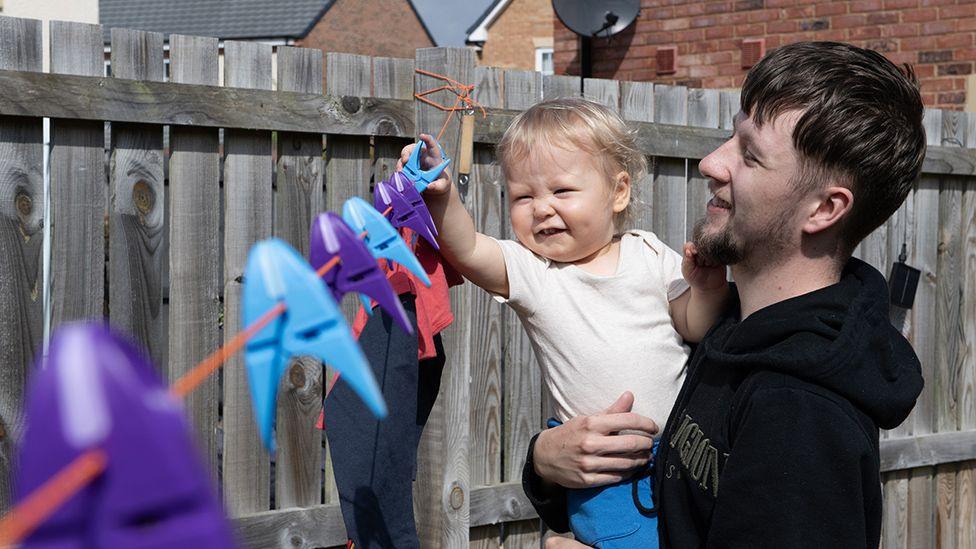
left=412, top=46, right=475, bottom=548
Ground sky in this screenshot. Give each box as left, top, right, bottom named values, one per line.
left=411, top=0, right=497, bottom=46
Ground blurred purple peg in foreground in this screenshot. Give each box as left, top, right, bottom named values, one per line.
left=16, top=323, right=236, bottom=549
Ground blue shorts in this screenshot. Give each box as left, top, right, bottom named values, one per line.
left=548, top=419, right=659, bottom=548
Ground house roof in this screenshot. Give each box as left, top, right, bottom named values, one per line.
left=465, top=0, right=509, bottom=44
left=99, top=0, right=334, bottom=43
left=411, top=0, right=497, bottom=47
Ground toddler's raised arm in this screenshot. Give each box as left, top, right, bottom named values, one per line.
left=399, top=134, right=510, bottom=297
left=670, top=242, right=729, bottom=342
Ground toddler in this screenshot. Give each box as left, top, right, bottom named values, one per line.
left=400, top=98, right=728, bottom=548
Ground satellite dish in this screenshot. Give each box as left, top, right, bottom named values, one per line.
left=552, top=0, right=640, bottom=38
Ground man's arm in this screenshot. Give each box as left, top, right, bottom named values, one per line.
left=400, top=135, right=508, bottom=296
left=521, top=392, right=658, bottom=532
left=706, top=387, right=878, bottom=547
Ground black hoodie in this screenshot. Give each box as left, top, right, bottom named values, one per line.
left=522, top=258, right=923, bottom=548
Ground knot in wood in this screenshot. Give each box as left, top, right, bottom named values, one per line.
left=450, top=485, right=465, bottom=510
left=506, top=496, right=521, bottom=516
left=288, top=363, right=306, bottom=388
left=133, top=180, right=154, bottom=215
left=376, top=120, right=397, bottom=136
left=290, top=535, right=303, bottom=547
left=341, top=96, right=362, bottom=114
left=15, top=191, right=32, bottom=217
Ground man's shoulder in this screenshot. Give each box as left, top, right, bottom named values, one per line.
left=735, top=370, right=878, bottom=446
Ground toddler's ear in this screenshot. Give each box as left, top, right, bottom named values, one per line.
left=612, top=171, right=631, bottom=213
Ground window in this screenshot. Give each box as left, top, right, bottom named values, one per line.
left=536, top=47, right=554, bottom=75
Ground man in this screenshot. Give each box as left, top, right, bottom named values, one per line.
left=522, top=41, right=925, bottom=548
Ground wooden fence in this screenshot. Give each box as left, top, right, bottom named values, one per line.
left=0, top=15, right=973, bottom=548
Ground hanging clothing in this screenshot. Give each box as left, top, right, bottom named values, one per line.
left=326, top=295, right=445, bottom=549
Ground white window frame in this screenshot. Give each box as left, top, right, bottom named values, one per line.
left=535, top=47, right=554, bottom=75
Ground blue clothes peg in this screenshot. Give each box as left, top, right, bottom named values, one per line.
left=342, top=197, right=431, bottom=288
left=242, top=238, right=387, bottom=452
left=402, top=138, right=451, bottom=193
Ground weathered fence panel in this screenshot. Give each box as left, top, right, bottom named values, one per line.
left=0, top=14, right=42, bottom=514
left=501, top=68, right=545, bottom=548
left=168, top=33, right=222, bottom=476
left=49, top=20, right=105, bottom=332
left=108, top=28, right=166, bottom=373
left=469, top=64, right=505, bottom=549
left=273, top=44, right=326, bottom=511
left=221, top=39, right=274, bottom=517
left=0, top=15, right=975, bottom=548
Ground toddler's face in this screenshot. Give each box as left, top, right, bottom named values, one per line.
left=505, top=143, right=626, bottom=263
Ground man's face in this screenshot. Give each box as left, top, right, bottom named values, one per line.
left=694, top=110, right=810, bottom=268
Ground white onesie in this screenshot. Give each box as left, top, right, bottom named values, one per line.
left=493, top=230, right=690, bottom=433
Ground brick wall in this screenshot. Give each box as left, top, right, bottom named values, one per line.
left=478, top=0, right=554, bottom=70
left=554, top=0, right=976, bottom=110
left=299, top=0, right=434, bottom=61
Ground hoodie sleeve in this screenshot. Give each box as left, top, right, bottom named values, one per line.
left=706, top=386, right=879, bottom=548
left=521, top=433, right=570, bottom=533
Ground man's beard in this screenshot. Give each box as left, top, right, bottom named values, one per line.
left=692, top=208, right=795, bottom=268
left=692, top=216, right=743, bottom=265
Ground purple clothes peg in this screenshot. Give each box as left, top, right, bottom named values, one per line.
left=373, top=178, right=439, bottom=251
left=310, top=212, right=414, bottom=334
left=389, top=171, right=438, bottom=238
left=16, top=323, right=236, bottom=549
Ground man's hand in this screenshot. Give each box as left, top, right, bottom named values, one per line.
left=533, top=392, right=657, bottom=489
left=397, top=133, right=452, bottom=196
left=681, top=242, right=727, bottom=293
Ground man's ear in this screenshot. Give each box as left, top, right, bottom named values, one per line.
left=612, top=171, right=631, bottom=214
left=802, top=186, right=853, bottom=235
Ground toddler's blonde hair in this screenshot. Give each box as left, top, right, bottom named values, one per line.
left=496, top=98, right=647, bottom=231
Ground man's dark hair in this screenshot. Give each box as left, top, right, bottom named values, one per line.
left=741, top=41, right=926, bottom=254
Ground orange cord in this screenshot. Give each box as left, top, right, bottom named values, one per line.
left=414, top=68, right=486, bottom=145
left=170, top=301, right=288, bottom=398
left=0, top=204, right=400, bottom=546
left=0, top=449, right=107, bottom=546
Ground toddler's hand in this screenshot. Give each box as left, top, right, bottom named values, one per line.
left=396, top=133, right=452, bottom=196
left=682, top=242, right=727, bottom=293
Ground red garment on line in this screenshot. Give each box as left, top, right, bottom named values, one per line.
left=317, top=228, right=461, bottom=430
left=351, top=227, right=463, bottom=360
